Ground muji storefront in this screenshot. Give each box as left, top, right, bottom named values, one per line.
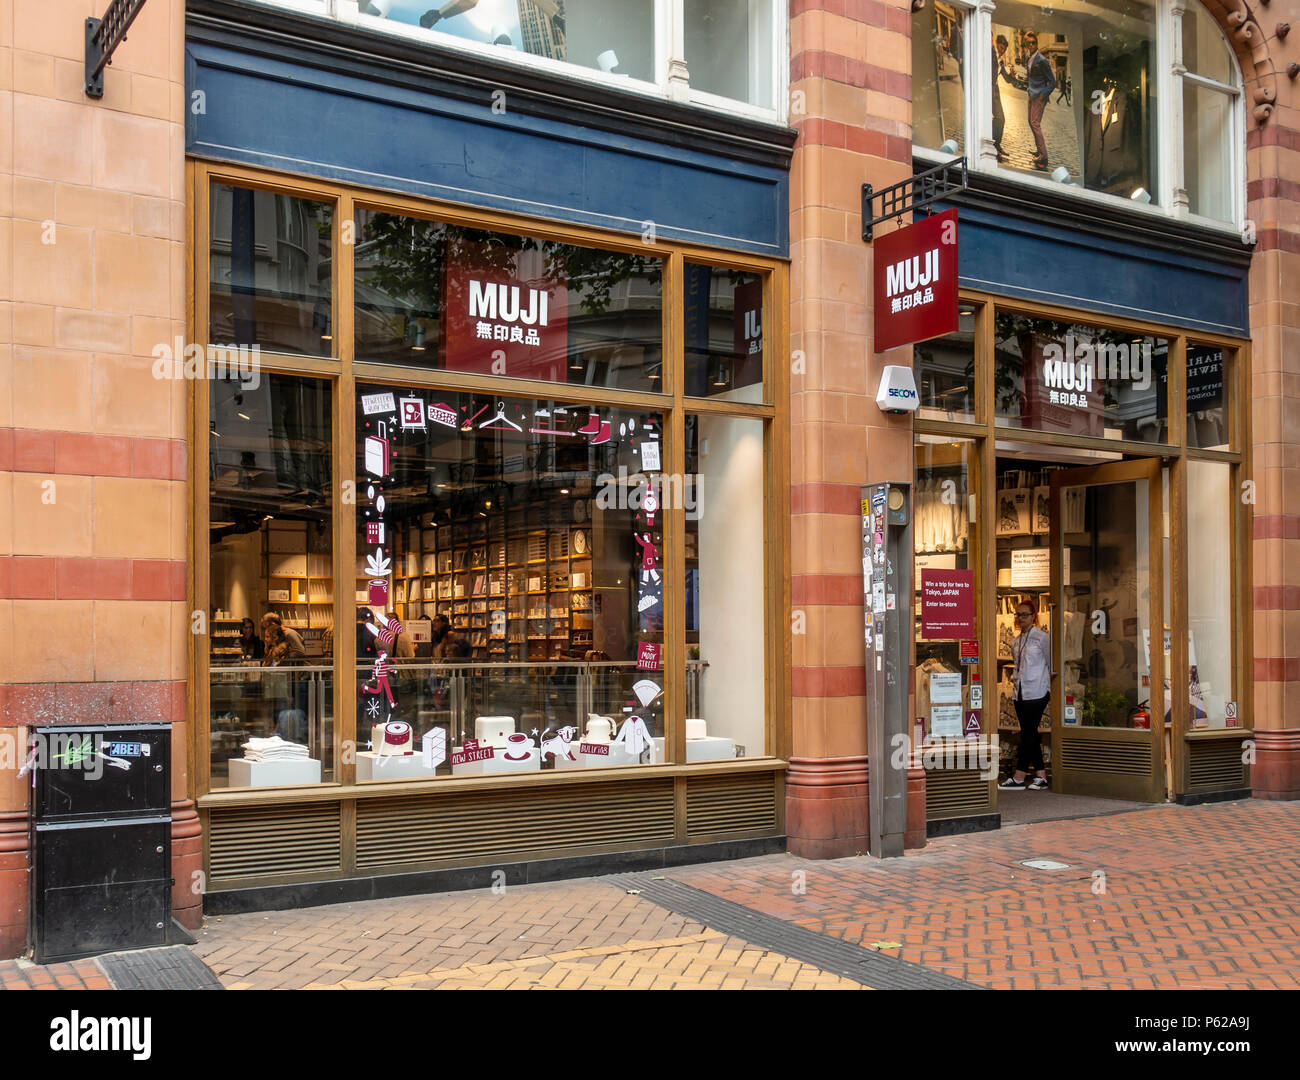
left=904, top=179, right=1252, bottom=827
left=185, top=0, right=794, bottom=909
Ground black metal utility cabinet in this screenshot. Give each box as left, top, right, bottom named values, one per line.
left=30, top=724, right=172, bottom=964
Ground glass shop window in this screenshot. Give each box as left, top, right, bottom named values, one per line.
left=354, top=382, right=666, bottom=779
left=209, top=183, right=334, bottom=357
left=359, top=1, right=656, bottom=83
left=1184, top=345, right=1230, bottom=450
left=1184, top=460, right=1236, bottom=730
left=988, top=0, right=1157, bottom=202
left=208, top=373, right=335, bottom=788
left=913, top=1, right=967, bottom=155
left=993, top=311, right=1169, bottom=443
left=913, top=436, right=977, bottom=742
left=685, top=0, right=776, bottom=109
left=1182, top=4, right=1239, bottom=223
left=913, top=307, right=977, bottom=422
left=683, top=263, right=764, bottom=402
left=682, top=413, right=766, bottom=760
left=354, top=208, right=663, bottom=392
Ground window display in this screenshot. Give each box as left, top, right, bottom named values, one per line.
left=208, top=374, right=335, bottom=788
left=989, top=0, right=1157, bottom=197
left=354, top=383, right=666, bottom=777
left=912, top=2, right=967, bottom=155
left=199, top=176, right=776, bottom=801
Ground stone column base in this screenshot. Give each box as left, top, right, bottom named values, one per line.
left=1252, top=729, right=1300, bottom=800
left=171, top=800, right=204, bottom=931
left=786, top=756, right=927, bottom=859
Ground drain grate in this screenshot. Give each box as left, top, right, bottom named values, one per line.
left=608, top=874, right=982, bottom=990
left=98, top=946, right=225, bottom=991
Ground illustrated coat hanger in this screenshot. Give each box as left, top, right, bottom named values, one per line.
left=479, top=400, right=522, bottom=431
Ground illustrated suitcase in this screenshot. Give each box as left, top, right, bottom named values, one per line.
left=365, top=421, right=390, bottom=478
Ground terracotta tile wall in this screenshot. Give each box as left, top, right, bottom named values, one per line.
left=1239, top=0, right=1300, bottom=796
left=789, top=0, right=916, bottom=771
left=0, top=0, right=191, bottom=951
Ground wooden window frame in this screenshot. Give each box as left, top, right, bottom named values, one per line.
left=189, top=159, right=789, bottom=806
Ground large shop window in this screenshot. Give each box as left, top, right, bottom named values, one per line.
left=992, top=311, right=1169, bottom=443
left=913, top=436, right=977, bottom=742
left=912, top=1, right=1242, bottom=225
left=209, top=184, right=334, bottom=357
left=354, top=209, right=663, bottom=391
left=684, top=413, right=766, bottom=759
left=1185, top=460, right=1235, bottom=729
left=209, top=374, right=335, bottom=788
left=354, top=384, right=668, bottom=778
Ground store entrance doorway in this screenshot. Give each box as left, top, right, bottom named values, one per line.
left=1048, top=458, right=1165, bottom=802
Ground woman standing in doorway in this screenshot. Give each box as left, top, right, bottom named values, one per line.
left=1000, top=598, right=1051, bottom=789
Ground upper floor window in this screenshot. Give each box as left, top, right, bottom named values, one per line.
left=912, top=0, right=1244, bottom=229
left=342, top=0, right=783, bottom=117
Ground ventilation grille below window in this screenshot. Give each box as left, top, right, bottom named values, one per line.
left=926, top=769, right=992, bottom=818
left=1059, top=737, right=1152, bottom=775
left=355, top=780, right=676, bottom=869
left=208, top=802, right=341, bottom=883
left=685, top=773, right=778, bottom=836
left=1188, top=739, right=1246, bottom=790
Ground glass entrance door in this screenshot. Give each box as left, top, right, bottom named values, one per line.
left=1049, top=459, right=1165, bottom=802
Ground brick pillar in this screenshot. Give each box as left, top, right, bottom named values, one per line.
left=1235, top=0, right=1300, bottom=800
left=0, top=0, right=194, bottom=956
left=786, top=0, right=925, bottom=856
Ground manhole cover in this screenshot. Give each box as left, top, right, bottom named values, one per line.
left=1019, top=858, right=1071, bottom=871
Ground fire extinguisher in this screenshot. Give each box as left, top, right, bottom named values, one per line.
left=1130, top=701, right=1151, bottom=730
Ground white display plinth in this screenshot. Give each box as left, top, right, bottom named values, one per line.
left=228, top=758, right=321, bottom=787
left=450, top=747, right=540, bottom=776
left=551, top=744, right=644, bottom=769
left=357, top=751, right=440, bottom=781
left=652, top=737, right=736, bottom=762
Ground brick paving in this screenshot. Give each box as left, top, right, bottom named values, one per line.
left=671, top=800, right=1300, bottom=990
left=191, top=880, right=860, bottom=990
left=0, top=958, right=111, bottom=990
left=2, top=800, right=1296, bottom=990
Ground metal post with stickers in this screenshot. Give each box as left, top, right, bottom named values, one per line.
left=862, top=482, right=913, bottom=857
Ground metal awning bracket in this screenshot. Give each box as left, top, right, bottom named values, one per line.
left=85, top=0, right=148, bottom=99
left=862, top=157, right=967, bottom=242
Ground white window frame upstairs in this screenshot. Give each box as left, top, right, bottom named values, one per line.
left=281, top=0, right=790, bottom=125
left=915, top=0, right=1247, bottom=236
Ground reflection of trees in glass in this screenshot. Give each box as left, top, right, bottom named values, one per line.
left=994, top=314, right=1142, bottom=413
left=358, top=214, right=661, bottom=319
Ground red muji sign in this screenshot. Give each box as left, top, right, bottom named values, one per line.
left=443, top=257, right=568, bottom=382
left=873, top=209, right=959, bottom=352
left=920, top=569, right=975, bottom=639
